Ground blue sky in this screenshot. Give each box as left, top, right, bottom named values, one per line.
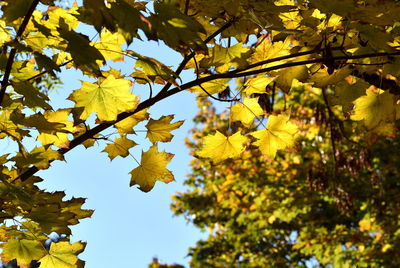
left=36, top=25, right=208, bottom=267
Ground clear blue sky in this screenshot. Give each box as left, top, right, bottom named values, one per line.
left=36, top=23, right=207, bottom=267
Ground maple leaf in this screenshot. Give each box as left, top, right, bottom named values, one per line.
left=145, top=115, right=184, bottom=143
left=351, top=88, right=398, bottom=133
left=39, top=241, right=85, bottom=268
left=1, top=239, right=46, bottom=266
left=92, top=30, right=125, bottom=61
left=102, top=136, right=137, bottom=161
left=38, top=109, right=76, bottom=148
left=250, top=114, right=298, bottom=158
left=114, top=109, right=149, bottom=135
left=192, top=77, right=230, bottom=95
left=243, top=76, right=276, bottom=95
left=198, top=131, right=247, bottom=163
left=69, top=75, right=138, bottom=121
left=230, top=98, right=264, bottom=126
left=130, top=145, right=174, bottom=192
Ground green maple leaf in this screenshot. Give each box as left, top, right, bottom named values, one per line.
left=2, top=0, right=34, bottom=22
left=130, top=145, right=174, bottom=192
left=148, top=2, right=206, bottom=51
left=12, top=81, right=52, bottom=110
left=102, top=136, right=137, bottom=161
left=1, top=239, right=45, bottom=266
left=39, top=241, right=85, bottom=268
left=57, top=19, right=105, bottom=74
left=330, top=79, right=369, bottom=114
left=69, top=75, right=138, bottom=121
left=145, top=115, right=184, bottom=143
left=12, top=147, right=64, bottom=169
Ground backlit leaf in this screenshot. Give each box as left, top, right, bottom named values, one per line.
left=114, top=109, right=149, bottom=135
left=130, top=145, right=174, bottom=192
left=1, top=239, right=45, bottom=266
left=250, top=114, right=297, bottom=158
left=145, top=115, right=184, bottom=143
left=243, top=76, right=276, bottom=95
left=351, top=88, right=398, bottom=133
left=69, top=75, right=138, bottom=121
left=231, top=98, right=264, bottom=126
left=102, top=136, right=137, bottom=161
left=198, top=131, right=247, bottom=163
left=39, top=241, right=85, bottom=268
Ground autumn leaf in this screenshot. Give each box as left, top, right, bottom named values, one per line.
left=243, top=76, right=276, bottom=95
left=351, top=88, right=398, bottom=134
left=198, top=131, right=247, bottom=162
left=1, top=239, right=46, bottom=266
left=92, top=30, right=125, bottom=61
left=130, top=145, right=174, bottom=192
left=39, top=241, right=85, bottom=268
left=230, top=98, right=264, bottom=126
left=250, top=114, right=297, bottom=158
left=145, top=115, right=184, bottom=143
left=38, top=109, right=76, bottom=148
left=69, top=75, right=138, bottom=121
left=114, top=109, right=149, bottom=135
left=102, top=136, right=137, bottom=161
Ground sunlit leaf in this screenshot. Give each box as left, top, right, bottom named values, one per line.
left=69, top=75, right=138, bottom=121
left=130, top=145, right=174, bottom=192
left=102, top=136, right=137, bottom=161
left=39, top=241, right=85, bottom=268
left=198, top=131, right=247, bottom=162
left=250, top=114, right=297, bottom=158
left=145, top=115, right=184, bottom=143
left=1, top=239, right=45, bottom=266
left=230, top=98, right=264, bottom=126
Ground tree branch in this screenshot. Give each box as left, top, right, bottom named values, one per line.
left=0, top=0, right=40, bottom=106
left=157, top=18, right=236, bottom=95
left=14, top=49, right=400, bottom=182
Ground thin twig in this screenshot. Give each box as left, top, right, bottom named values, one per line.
left=157, top=18, right=236, bottom=95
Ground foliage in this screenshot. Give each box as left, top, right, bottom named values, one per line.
left=172, top=96, right=400, bottom=267
left=0, top=0, right=399, bottom=266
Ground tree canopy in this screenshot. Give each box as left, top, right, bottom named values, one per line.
left=0, top=0, right=399, bottom=266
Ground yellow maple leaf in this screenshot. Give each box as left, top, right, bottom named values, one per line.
left=69, top=75, right=138, bottom=121
left=114, top=109, right=149, bottom=135
left=92, top=30, right=125, bottom=61
left=1, top=239, right=45, bottom=266
left=145, top=115, right=184, bottom=143
left=351, top=88, right=398, bottom=134
left=39, top=241, right=85, bottom=268
left=198, top=131, right=247, bottom=162
left=102, top=136, right=137, bottom=161
left=130, top=145, right=174, bottom=192
left=191, top=76, right=230, bottom=95
left=230, top=98, right=264, bottom=126
left=38, top=109, right=76, bottom=148
left=250, top=37, right=291, bottom=68
left=243, top=76, right=276, bottom=95
left=250, top=114, right=297, bottom=158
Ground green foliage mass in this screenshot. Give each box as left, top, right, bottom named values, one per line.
left=172, top=93, right=400, bottom=267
